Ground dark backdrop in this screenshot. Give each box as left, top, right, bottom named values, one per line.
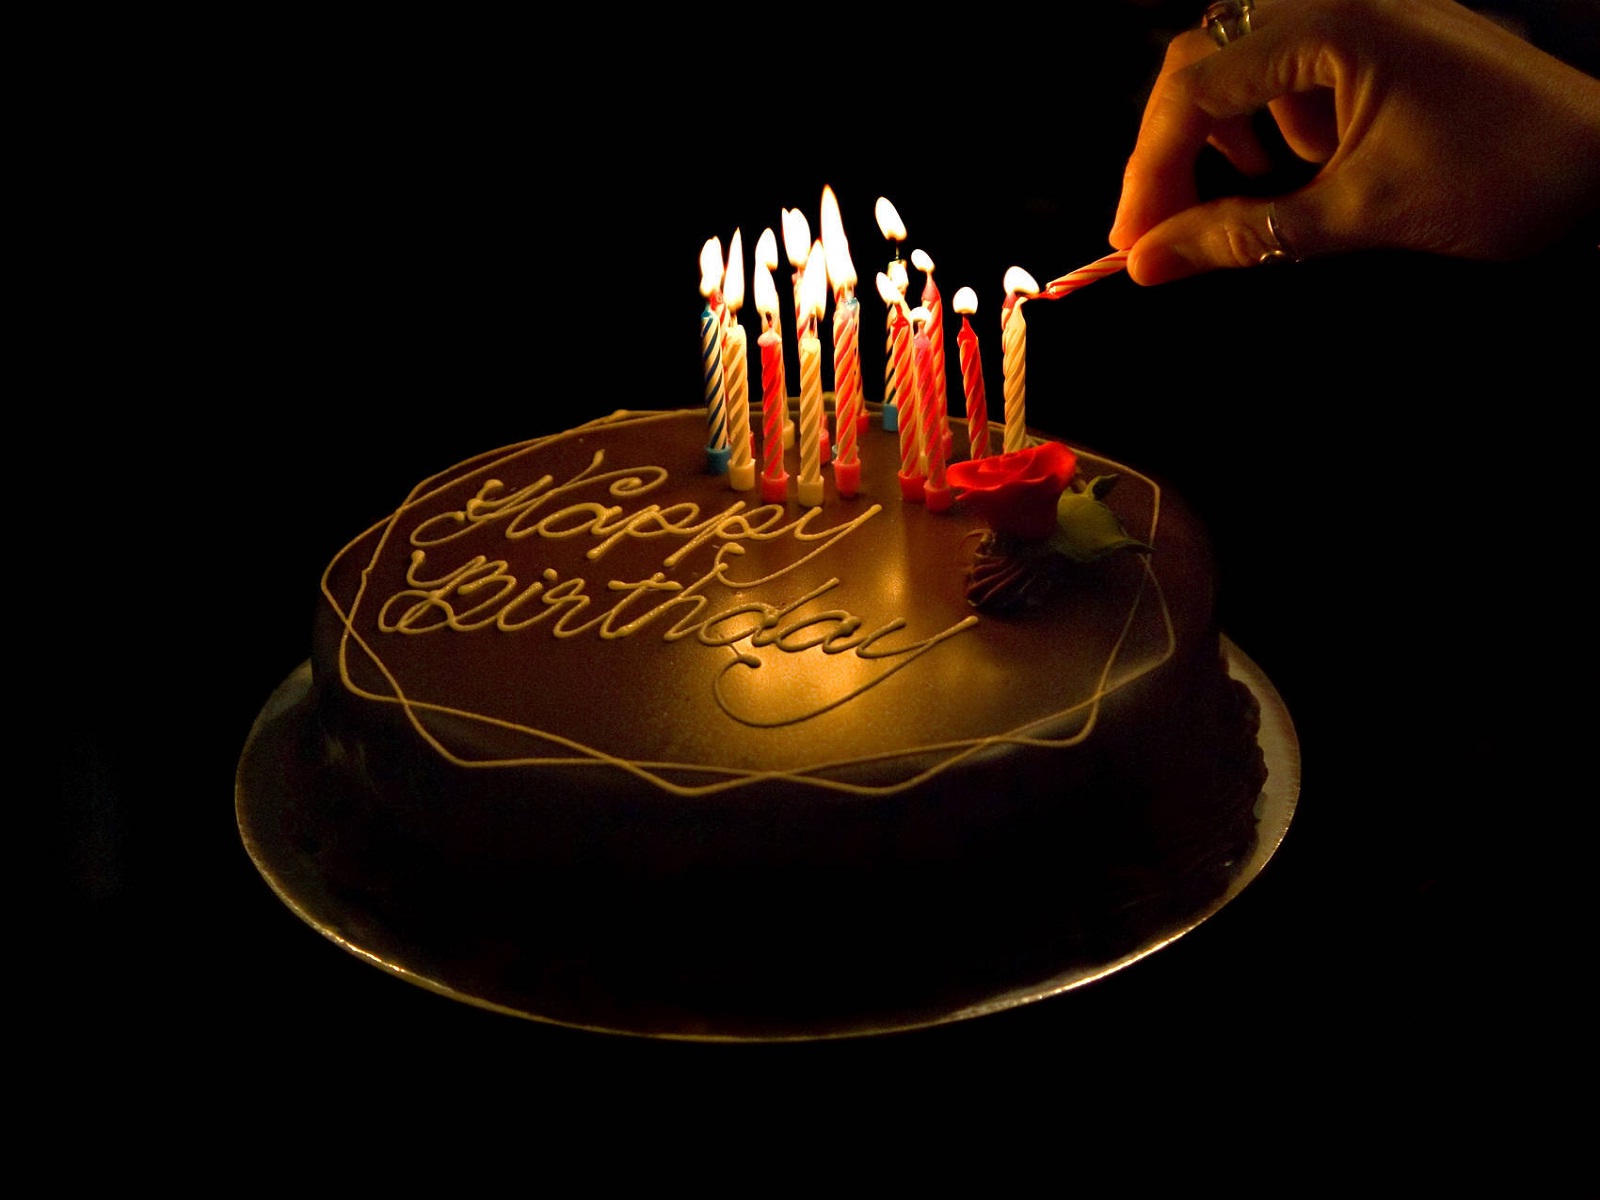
left=48, top=2, right=1593, bottom=1140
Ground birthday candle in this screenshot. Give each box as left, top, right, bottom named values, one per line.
left=952, top=286, right=989, bottom=459
left=877, top=273, right=921, bottom=501
left=721, top=229, right=755, bottom=492
left=755, top=226, right=795, bottom=449
left=913, top=306, right=950, bottom=512
left=874, top=196, right=906, bottom=261
left=822, top=185, right=863, bottom=497
left=1037, top=251, right=1129, bottom=300
left=796, top=243, right=829, bottom=507
left=754, top=253, right=788, bottom=503
left=875, top=198, right=907, bottom=432
left=913, top=248, right=950, bottom=459
left=782, top=208, right=813, bottom=339
left=1001, top=266, right=1039, bottom=454
left=699, top=237, right=729, bottom=473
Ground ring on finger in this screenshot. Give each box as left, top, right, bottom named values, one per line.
left=1202, top=0, right=1254, bottom=48
left=1258, top=201, right=1302, bottom=265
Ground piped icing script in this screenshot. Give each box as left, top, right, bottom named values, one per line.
left=371, top=448, right=977, bottom=726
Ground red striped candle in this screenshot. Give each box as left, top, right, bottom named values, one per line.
left=913, top=249, right=950, bottom=460
left=953, top=286, right=988, bottom=459
left=913, top=309, right=950, bottom=512
left=754, top=259, right=788, bottom=504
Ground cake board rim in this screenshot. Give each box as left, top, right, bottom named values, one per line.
left=234, top=638, right=1298, bottom=1042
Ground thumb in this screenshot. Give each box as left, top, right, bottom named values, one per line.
left=1124, top=193, right=1323, bottom=285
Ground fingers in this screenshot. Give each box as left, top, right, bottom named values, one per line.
left=1124, top=194, right=1309, bottom=285
left=1110, top=30, right=1223, bottom=250
left=1111, top=4, right=1335, bottom=252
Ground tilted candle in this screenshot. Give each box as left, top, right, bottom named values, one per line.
left=1036, top=251, right=1129, bottom=300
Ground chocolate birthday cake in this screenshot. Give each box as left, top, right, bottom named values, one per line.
left=293, top=404, right=1266, bottom=1026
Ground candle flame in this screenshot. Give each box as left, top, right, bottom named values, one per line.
left=820, top=185, right=843, bottom=245
left=1003, top=266, right=1040, bottom=297
left=755, top=226, right=779, bottom=271
left=821, top=186, right=856, bottom=293
left=874, top=196, right=906, bottom=242
left=724, top=229, right=745, bottom=313
left=910, top=305, right=931, bottom=333
left=887, top=258, right=908, bottom=294
left=803, top=241, right=828, bottom=319
left=875, top=271, right=908, bottom=313
left=699, top=237, right=724, bottom=298
left=782, top=208, right=812, bottom=268
left=911, top=248, right=934, bottom=273
left=953, top=286, right=978, bottom=315
left=754, top=261, right=779, bottom=319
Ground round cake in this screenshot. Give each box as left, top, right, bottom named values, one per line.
left=293, top=405, right=1265, bottom=1028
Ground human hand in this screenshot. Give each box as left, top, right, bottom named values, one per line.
left=1109, top=0, right=1600, bottom=284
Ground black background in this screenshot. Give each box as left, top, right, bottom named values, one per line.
left=48, top=2, right=1594, bottom=1140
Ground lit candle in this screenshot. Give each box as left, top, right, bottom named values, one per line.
left=810, top=239, right=832, bottom=466
left=1001, top=265, right=1039, bottom=454
left=875, top=197, right=907, bottom=432
left=782, top=207, right=813, bottom=339
left=913, top=306, right=951, bottom=512
left=952, top=286, right=989, bottom=460
left=797, top=242, right=829, bottom=507
left=721, top=229, right=756, bottom=492
left=700, top=236, right=729, bottom=474
left=912, top=248, right=951, bottom=461
left=877, top=272, right=921, bottom=502
left=874, top=196, right=906, bottom=263
left=754, top=250, right=788, bottom=504
left=786, top=216, right=830, bottom=466
left=755, top=226, right=795, bottom=449
left=822, top=185, right=863, bottom=497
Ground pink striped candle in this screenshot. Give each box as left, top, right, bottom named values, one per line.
left=913, top=249, right=950, bottom=460
left=913, top=308, right=950, bottom=512
left=754, top=258, right=788, bottom=504
left=756, top=226, right=795, bottom=449
left=953, top=286, right=988, bottom=459
left=1036, top=250, right=1129, bottom=301
left=888, top=306, right=920, bottom=501
left=821, top=185, right=862, bottom=496
left=831, top=296, right=862, bottom=496
left=796, top=242, right=829, bottom=507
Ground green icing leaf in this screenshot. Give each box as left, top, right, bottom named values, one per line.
left=1048, top=488, right=1152, bottom=563
left=1087, top=473, right=1119, bottom=501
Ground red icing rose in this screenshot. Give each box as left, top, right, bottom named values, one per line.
left=947, top=442, right=1078, bottom=540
